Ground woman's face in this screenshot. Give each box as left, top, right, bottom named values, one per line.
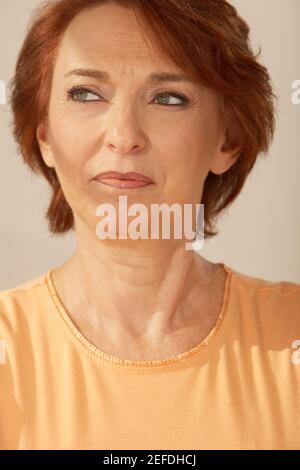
left=37, top=2, right=238, bottom=239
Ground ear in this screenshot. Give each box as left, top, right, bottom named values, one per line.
left=36, top=118, right=55, bottom=168
left=209, top=126, right=242, bottom=175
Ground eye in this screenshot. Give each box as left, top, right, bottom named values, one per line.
left=66, top=86, right=102, bottom=102
left=153, top=91, right=189, bottom=107
left=66, top=86, right=190, bottom=107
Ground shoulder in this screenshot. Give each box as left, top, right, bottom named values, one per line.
left=0, top=272, right=47, bottom=299
left=227, top=264, right=300, bottom=303
left=225, top=264, right=300, bottom=339
left=0, top=272, right=48, bottom=300
left=0, top=272, right=49, bottom=332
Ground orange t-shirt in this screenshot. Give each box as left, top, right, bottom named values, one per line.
left=0, top=263, right=300, bottom=450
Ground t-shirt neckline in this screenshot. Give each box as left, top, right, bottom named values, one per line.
left=44, top=262, right=234, bottom=370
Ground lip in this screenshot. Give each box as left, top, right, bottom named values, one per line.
left=94, top=171, right=154, bottom=184
left=92, top=171, right=154, bottom=189
left=95, top=179, right=152, bottom=189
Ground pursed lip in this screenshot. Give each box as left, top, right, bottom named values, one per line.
left=93, top=171, right=154, bottom=184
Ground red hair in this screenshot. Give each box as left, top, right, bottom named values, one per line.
left=8, top=0, right=277, bottom=238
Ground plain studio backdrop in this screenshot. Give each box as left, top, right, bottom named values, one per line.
left=0, top=0, right=299, bottom=289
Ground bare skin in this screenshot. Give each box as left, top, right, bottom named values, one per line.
left=37, top=3, right=239, bottom=362
left=51, top=253, right=228, bottom=361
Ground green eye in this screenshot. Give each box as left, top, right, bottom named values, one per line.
left=67, top=86, right=189, bottom=106
left=67, top=87, right=101, bottom=102
left=154, top=92, right=189, bottom=106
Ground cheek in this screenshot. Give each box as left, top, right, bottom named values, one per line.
left=165, top=117, right=216, bottom=176
left=46, top=125, right=93, bottom=218
left=161, top=114, right=220, bottom=201
left=49, top=111, right=96, bottom=182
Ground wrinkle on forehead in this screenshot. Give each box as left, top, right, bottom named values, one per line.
left=63, top=3, right=156, bottom=56
left=57, top=11, right=173, bottom=79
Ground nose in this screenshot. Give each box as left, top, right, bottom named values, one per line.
left=104, top=102, right=146, bottom=156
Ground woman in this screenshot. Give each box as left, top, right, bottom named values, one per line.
left=0, top=0, right=299, bottom=450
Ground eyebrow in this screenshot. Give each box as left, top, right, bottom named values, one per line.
left=64, top=68, right=195, bottom=84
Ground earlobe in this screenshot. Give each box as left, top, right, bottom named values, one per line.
left=36, top=120, right=55, bottom=168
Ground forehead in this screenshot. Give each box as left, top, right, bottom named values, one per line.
left=56, top=2, right=169, bottom=74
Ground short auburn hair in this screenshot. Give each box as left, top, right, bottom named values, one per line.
left=8, top=0, right=277, bottom=238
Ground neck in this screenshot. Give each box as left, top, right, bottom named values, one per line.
left=52, top=218, right=220, bottom=352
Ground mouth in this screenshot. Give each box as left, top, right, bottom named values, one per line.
left=92, top=171, right=154, bottom=189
